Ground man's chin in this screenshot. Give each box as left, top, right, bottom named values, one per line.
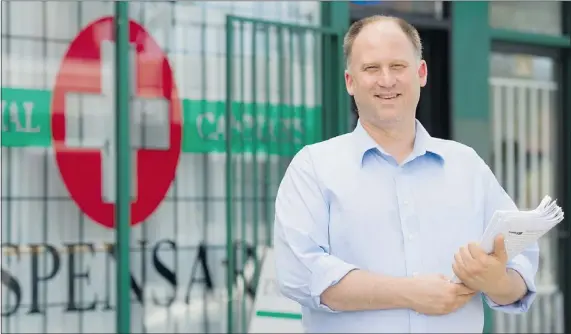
left=375, top=113, right=404, bottom=125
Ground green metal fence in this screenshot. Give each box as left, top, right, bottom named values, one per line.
left=224, top=15, right=345, bottom=333
left=1, top=1, right=347, bottom=333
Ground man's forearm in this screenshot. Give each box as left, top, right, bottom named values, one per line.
left=320, top=269, right=415, bottom=312
left=486, top=269, right=528, bottom=306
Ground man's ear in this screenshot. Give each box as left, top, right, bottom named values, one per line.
left=345, top=70, right=354, bottom=96
left=418, top=60, right=428, bottom=88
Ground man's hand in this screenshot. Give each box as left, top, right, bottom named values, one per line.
left=452, top=234, right=510, bottom=296
left=408, top=274, right=477, bottom=315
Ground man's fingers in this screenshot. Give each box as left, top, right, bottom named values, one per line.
left=458, top=292, right=477, bottom=305
left=493, top=234, right=508, bottom=262
left=459, top=246, right=475, bottom=267
left=454, top=252, right=465, bottom=267
left=453, top=283, right=476, bottom=295
left=468, top=242, right=487, bottom=262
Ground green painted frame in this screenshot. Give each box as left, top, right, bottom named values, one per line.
left=321, top=1, right=351, bottom=137
left=114, top=2, right=131, bottom=334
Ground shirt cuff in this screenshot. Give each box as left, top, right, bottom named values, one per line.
left=484, top=262, right=537, bottom=313
left=309, top=254, right=358, bottom=312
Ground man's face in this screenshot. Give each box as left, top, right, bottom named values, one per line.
left=345, top=20, right=427, bottom=127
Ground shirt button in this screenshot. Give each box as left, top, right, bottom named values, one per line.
left=408, top=234, right=414, bottom=240
left=413, top=272, right=419, bottom=277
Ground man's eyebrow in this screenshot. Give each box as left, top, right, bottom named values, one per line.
left=361, top=63, right=379, bottom=68
left=362, top=60, right=410, bottom=67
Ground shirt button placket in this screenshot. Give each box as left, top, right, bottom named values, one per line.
left=396, top=170, right=426, bottom=332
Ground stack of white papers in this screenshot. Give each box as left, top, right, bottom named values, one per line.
left=452, top=195, right=565, bottom=283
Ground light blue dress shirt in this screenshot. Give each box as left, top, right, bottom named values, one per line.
left=273, top=120, right=539, bottom=333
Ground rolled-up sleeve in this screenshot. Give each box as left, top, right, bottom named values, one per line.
left=273, top=146, right=358, bottom=312
left=480, top=160, right=539, bottom=313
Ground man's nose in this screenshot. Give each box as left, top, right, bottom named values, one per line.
left=376, top=69, right=397, bottom=87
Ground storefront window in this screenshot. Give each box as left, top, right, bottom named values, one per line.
left=489, top=53, right=561, bottom=329
left=489, top=1, right=563, bottom=35
left=350, top=1, right=444, bottom=19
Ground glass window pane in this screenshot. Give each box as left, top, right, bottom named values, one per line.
left=489, top=1, right=563, bottom=35
left=490, top=53, right=556, bottom=81
left=350, top=1, right=445, bottom=19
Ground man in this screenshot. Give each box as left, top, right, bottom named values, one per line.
left=273, top=15, right=538, bottom=333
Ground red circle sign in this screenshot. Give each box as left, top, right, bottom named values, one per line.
left=51, top=16, right=182, bottom=229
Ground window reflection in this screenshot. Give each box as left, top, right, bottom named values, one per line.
left=489, top=1, right=563, bottom=36
left=350, top=1, right=444, bottom=19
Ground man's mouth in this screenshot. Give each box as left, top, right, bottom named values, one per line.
left=375, top=94, right=401, bottom=100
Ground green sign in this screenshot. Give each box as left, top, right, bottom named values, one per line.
left=1, top=88, right=321, bottom=155
left=2, top=88, right=52, bottom=147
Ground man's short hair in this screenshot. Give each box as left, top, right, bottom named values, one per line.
left=343, top=15, right=423, bottom=69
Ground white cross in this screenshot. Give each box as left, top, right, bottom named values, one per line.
left=65, top=40, right=170, bottom=203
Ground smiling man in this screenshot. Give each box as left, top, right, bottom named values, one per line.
left=273, top=15, right=539, bottom=333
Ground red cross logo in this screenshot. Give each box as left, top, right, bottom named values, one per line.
left=51, top=16, right=182, bottom=229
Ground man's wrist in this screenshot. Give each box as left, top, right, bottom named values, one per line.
left=396, top=277, right=420, bottom=310
left=484, top=269, right=527, bottom=306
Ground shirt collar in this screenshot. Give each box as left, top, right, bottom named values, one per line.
left=351, top=119, right=446, bottom=166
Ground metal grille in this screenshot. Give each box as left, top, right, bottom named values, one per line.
left=224, top=14, right=345, bottom=332
left=1, top=1, right=333, bottom=333
left=2, top=2, right=118, bottom=333
left=490, top=75, right=563, bottom=333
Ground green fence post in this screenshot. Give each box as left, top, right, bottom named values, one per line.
left=115, top=2, right=131, bottom=334
left=320, top=1, right=350, bottom=138
left=451, top=2, right=493, bottom=333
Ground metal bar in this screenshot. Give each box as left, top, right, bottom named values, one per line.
left=529, top=87, right=540, bottom=208
left=239, top=19, right=247, bottom=333
left=199, top=3, right=211, bottom=332
left=505, top=85, right=515, bottom=198
left=299, top=31, right=307, bottom=146
left=516, top=86, right=527, bottom=209
left=264, top=26, right=272, bottom=246
left=168, top=4, right=181, bottom=333
left=276, top=26, right=284, bottom=164
left=76, top=3, right=87, bottom=332
left=3, top=1, right=12, bottom=332
left=226, top=15, right=338, bottom=34
left=336, top=32, right=347, bottom=134
left=323, top=33, right=333, bottom=139
left=489, top=77, right=557, bottom=90
left=41, top=1, right=50, bottom=332
left=137, top=6, right=149, bottom=333
left=288, top=27, right=295, bottom=157
left=114, top=2, right=131, bottom=334
left=313, top=32, right=320, bottom=142
left=490, top=28, right=571, bottom=48
left=251, top=20, right=260, bottom=284
left=540, top=88, right=551, bottom=196
left=225, top=15, right=235, bottom=334
left=492, top=84, right=503, bottom=184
